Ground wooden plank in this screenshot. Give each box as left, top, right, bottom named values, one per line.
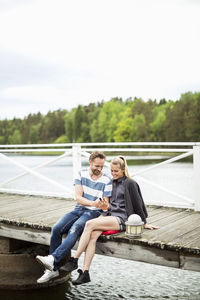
left=184, top=236, right=200, bottom=249
left=146, top=206, right=162, bottom=213
left=0, top=194, right=47, bottom=204
left=147, top=210, right=193, bottom=227
left=0, top=195, right=28, bottom=203
left=0, top=198, right=29, bottom=206
left=0, top=197, right=72, bottom=210
left=0, top=223, right=50, bottom=245
left=147, top=206, right=177, bottom=218
left=24, top=207, right=75, bottom=224
left=148, top=208, right=178, bottom=220
left=2, top=202, right=72, bottom=218
left=180, top=254, right=200, bottom=272
left=172, top=226, right=200, bottom=247
left=0, top=200, right=41, bottom=213
left=95, top=240, right=180, bottom=269
left=0, top=198, right=57, bottom=212
left=143, top=213, right=200, bottom=242
left=44, top=210, right=78, bottom=226
left=147, top=209, right=192, bottom=224
left=0, top=194, right=74, bottom=207
left=0, top=199, right=75, bottom=219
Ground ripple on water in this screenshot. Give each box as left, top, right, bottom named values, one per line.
left=66, top=253, right=200, bottom=300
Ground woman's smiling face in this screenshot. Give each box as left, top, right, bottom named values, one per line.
left=110, top=163, right=124, bottom=180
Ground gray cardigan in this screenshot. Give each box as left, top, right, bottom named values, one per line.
left=124, top=177, right=148, bottom=224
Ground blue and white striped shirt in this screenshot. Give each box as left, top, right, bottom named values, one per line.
left=74, top=168, right=112, bottom=210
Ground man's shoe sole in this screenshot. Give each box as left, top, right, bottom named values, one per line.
left=37, top=273, right=59, bottom=284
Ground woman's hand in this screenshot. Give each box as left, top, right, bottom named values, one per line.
left=144, top=223, right=160, bottom=230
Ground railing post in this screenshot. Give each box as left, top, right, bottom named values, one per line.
left=72, top=144, right=82, bottom=180
left=193, top=145, right=200, bottom=211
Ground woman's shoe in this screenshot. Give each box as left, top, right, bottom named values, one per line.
left=72, top=269, right=90, bottom=285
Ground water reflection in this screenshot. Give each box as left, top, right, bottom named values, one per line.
left=0, top=282, right=69, bottom=300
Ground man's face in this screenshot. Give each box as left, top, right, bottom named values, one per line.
left=89, top=157, right=105, bottom=176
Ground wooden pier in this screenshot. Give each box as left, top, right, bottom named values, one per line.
left=0, top=193, right=200, bottom=273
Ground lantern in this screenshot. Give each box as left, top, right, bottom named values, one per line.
left=125, top=214, right=144, bottom=238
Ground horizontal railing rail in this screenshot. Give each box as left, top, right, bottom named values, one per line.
left=0, top=142, right=199, bottom=211
left=0, top=142, right=200, bottom=147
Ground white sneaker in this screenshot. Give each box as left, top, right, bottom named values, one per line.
left=37, top=269, right=59, bottom=283
left=36, top=255, right=55, bottom=271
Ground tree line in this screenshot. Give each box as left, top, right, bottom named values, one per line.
left=0, top=91, right=199, bottom=144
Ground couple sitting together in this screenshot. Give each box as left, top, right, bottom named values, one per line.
left=36, top=151, right=159, bottom=285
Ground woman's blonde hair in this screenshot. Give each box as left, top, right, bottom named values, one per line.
left=111, top=156, right=131, bottom=178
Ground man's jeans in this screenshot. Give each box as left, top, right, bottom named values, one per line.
left=49, top=206, right=101, bottom=270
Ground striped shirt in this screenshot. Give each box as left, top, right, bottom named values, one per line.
left=74, top=168, right=112, bottom=210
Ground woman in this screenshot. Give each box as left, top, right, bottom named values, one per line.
left=63, top=156, right=159, bottom=285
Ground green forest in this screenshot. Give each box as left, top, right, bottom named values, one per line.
left=0, top=91, right=200, bottom=144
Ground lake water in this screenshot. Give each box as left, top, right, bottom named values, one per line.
left=1, top=254, right=200, bottom=300
left=0, top=155, right=200, bottom=300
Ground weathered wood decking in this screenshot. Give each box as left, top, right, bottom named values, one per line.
left=0, top=193, right=200, bottom=272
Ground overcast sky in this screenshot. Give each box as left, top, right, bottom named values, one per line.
left=0, top=0, right=199, bottom=119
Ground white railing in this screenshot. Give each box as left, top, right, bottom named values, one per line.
left=0, top=142, right=200, bottom=211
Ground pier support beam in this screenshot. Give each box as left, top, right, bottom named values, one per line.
left=193, top=145, right=200, bottom=211
left=0, top=237, right=30, bottom=254
left=0, top=237, right=70, bottom=290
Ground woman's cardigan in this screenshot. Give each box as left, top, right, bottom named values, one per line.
left=124, top=177, right=148, bottom=224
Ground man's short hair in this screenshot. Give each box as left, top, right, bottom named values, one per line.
left=89, top=151, right=106, bottom=162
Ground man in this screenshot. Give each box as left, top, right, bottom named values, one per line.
left=36, top=151, right=112, bottom=283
